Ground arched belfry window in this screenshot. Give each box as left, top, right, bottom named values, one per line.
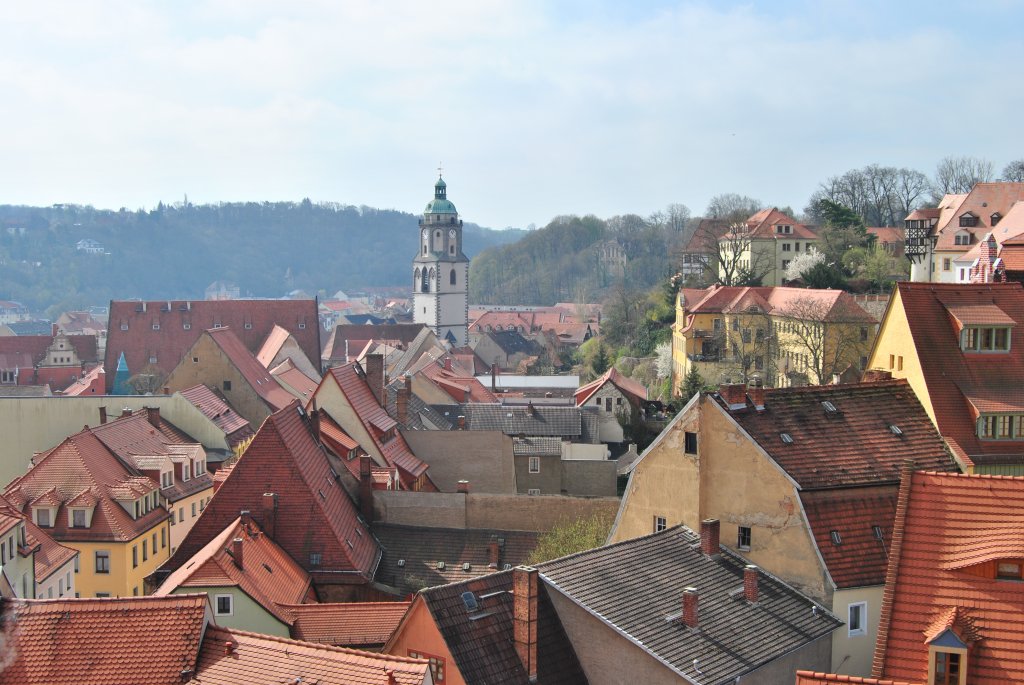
left=421, top=268, right=429, bottom=293
left=414, top=268, right=421, bottom=290
left=450, top=269, right=457, bottom=285
left=428, top=268, right=436, bottom=292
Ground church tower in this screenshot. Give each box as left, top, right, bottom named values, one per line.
left=413, top=174, right=469, bottom=347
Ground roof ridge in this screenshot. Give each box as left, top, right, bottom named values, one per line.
left=210, top=625, right=430, bottom=663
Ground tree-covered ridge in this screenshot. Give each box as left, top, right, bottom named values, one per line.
left=0, top=201, right=525, bottom=316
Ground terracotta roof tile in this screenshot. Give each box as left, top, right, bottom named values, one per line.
left=104, top=299, right=320, bottom=393
left=255, top=324, right=292, bottom=368
left=931, top=183, right=1024, bottom=251
left=0, top=594, right=209, bottom=684
left=284, top=601, right=410, bottom=647
left=179, top=384, right=254, bottom=446
left=269, top=357, right=320, bottom=401
left=207, top=327, right=295, bottom=412
left=574, top=366, right=648, bottom=405
left=877, top=471, right=1024, bottom=684
left=23, top=518, right=78, bottom=583
left=717, top=379, right=956, bottom=489
left=192, top=626, right=429, bottom=685
left=797, top=671, right=922, bottom=685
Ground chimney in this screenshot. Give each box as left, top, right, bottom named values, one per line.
left=162, top=386, right=170, bottom=395
left=52, top=323, right=58, bottom=337
left=98, top=406, right=107, bottom=425
left=359, top=456, right=374, bottom=522
left=457, top=415, right=466, bottom=430
left=146, top=406, right=160, bottom=428
left=862, top=369, right=893, bottom=383
left=365, top=354, right=385, bottom=407
left=385, top=670, right=397, bottom=685
left=744, top=565, right=759, bottom=603
left=700, top=519, right=720, bottom=556
left=240, top=510, right=251, bottom=527
left=512, top=566, right=539, bottom=682
left=718, top=383, right=748, bottom=410
left=232, top=537, right=244, bottom=570
left=682, top=587, right=699, bottom=629
left=457, top=480, right=470, bottom=494
left=491, top=363, right=497, bottom=392
left=487, top=536, right=501, bottom=568
left=224, top=640, right=236, bottom=655
left=261, top=492, right=277, bottom=539
left=396, top=379, right=411, bottom=425
left=747, top=385, right=765, bottom=411
left=122, top=407, right=133, bottom=417
left=444, top=356, right=452, bottom=372
left=527, top=402, right=536, bottom=417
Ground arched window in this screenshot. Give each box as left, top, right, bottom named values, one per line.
left=450, top=269, right=457, bottom=285
left=421, top=268, right=429, bottom=293
left=428, top=268, right=436, bottom=292
left=414, top=268, right=421, bottom=290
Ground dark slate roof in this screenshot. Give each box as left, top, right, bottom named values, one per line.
left=537, top=526, right=841, bottom=685
left=715, top=379, right=956, bottom=489
left=386, top=381, right=455, bottom=431
left=465, top=404, right=584, bottom=439
left=485, top=330, right=544, bottom=356
left=419, top=569, right=588, bottom=685
left=512, top=436, right=561, bottom=457
left=373, top=523, right=538, bottom=596
left=4, top=320, right=54, bottom=336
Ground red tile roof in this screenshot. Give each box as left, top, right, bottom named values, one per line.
left=284, top=601, right=410, bottom=647
left=741, top=207, right=818, bottom=240
left=893, top=282, right=1024, bottom=462
left=255, top=324, right=292, bottom=368
left=682, top=285, right=876, bottom=324
left=867, top=226, right=905, bottom=245
left=104, top=299, right=321, bottom=392
left=574, top=366, right=648, bottom=405
left=797, top=672, right=922, bottom=685
left=875, top=471, right=1024, bottom=684
left=179, top=384, right=254, bottom=446
left=0, top=593, right=210, bottom=684
left=4, top=429, right=167, bottom=543
left=155, top=516, right=312, bottom=625
left=931, top=183, right=1024, bottom=251
left=717, top=379, right=955, bottom=489
left=162, top=402, right=380, bottom=586
left=270, top=357, right=320, bottom=401
left=24, top=518, right=78, bottom=583
left=800, top=486, right=896, bottom=589
left=412, top=353, right=498, bottom=403
left=323, top=324, right=427, bottom=362
left=191, top=626, right=430, bottom=685
left=206, top=327, right=295, bottom=412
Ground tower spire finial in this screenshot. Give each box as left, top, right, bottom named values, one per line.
left=437, top=162, right=443, bottom=178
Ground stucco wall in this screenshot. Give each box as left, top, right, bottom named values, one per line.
left=404, top=430, right=515, bottom=494
left=175, top=586, right=290, bottom=637
left=386, top=599, right=463, bottom=685
left=738, top=632, right=833, bottom=685
left=866, top=289, right=935, bottom=425
left=831, top=585, right=883, bottom=677
left=581, top=384, right=628, bottom=443
left=560, top=459, right=617, bottom=497
left=514, top=454, right=562, bottom=495
left=36, top=558, right=76, bottom=600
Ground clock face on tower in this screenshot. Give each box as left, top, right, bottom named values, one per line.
left=449, top=228, right=457, bottom=239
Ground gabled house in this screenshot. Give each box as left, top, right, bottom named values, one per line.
left=385, top=565, right=588, bottom=685
left=178, top=384, right=255, bottom=450
left=284, top=600, right=411, bottom=650
left=540, top=523, right=841, bottom=685
left=322, top=323, right=429, bottom=370
left=104, top=298, right=320, bottom=393
left=0, top=330, right=100, bottom=392
left=575, top=366, right=648, bottom=443
left=610, top=379, right=956, bottom=677
left=155, top=515, right=314, bottom=637
left=256, top=323, right=322, bottom=380
left=164, top=326, right=295, bottom=426
left=269, top=357, right=320, bottom=403
left=3, top=427, right=171, bottom=599
left=718, top=208, right=819, bottom=287
left=158, top=402, right=380, bottom=602
left=873, top=469, right=1024, bottom=685
left=867, top=282, right=1024, bottom=474
left=0, top=493, right=78, bottom=600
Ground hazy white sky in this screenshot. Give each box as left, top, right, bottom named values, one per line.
left=1, top=1, right=1021, bottom=228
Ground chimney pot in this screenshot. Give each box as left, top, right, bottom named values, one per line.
left=457, top=480, right=470, bottom=494
left=487, top=537, right=501, bottom=568
left=457, top=415, right=466, bottom=430
left=700, top=519, right=720, bottom=556
left=232, top=537, right=244, bottom=570
left=224, top=640, right=236, bottom=655
left=863, top=369, right=893, bottom=383
left=146, top=406, right=160, bottom=428
left=513, top=566, right=539, bottom=681
left=682, top=587, right=699, bottom=629
left=261, top=493, right=276, bottom=539
left=744, top=564, right=759, bottom=603
left=240, top=510, right=251, bottom=525
left=747, top=385, right=766, bottom=411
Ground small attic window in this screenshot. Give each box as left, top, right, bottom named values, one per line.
left=822, top=401, right=838, bottom=414
left=830, top=530, right=842, bottom=545
left=959, top=213, right=978, bottom=228
left=780, top=433, right=794, bottom=444
left=992, top=212, right=1003, bottom=226
left=889, top=423, right=904, bottom=436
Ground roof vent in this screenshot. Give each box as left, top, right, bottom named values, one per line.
left=436, top=561, right=446, bottom=570
left=830, top=530, right=842, bottom=545
left=889, top=423, right=903, bottom=436
left=822, top=401, right=838, bottom=414
left=397, top=559, right=405, bottom=567
left=461, top=591, right=479, bottom=612
left=780, top=433, right=794, bottom=444
left=462, top=562, right=471, bottom=572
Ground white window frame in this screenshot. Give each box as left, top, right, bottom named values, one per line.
left=527, top=488, right=540, bottom=496
left=848, top=601, right=867, bottom=636
left=214, top=594, right=233, bottom=616
left=528, top=456, right=540, bottom=473
left=654, top=516, right=667, bottom=533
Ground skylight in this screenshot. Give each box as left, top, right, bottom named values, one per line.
left=780, top=433, right=794, bottom=444
left=830, top=531, right=842, bottom=545
left=822, top=401, right=838, bottom=414
left=461, top=591, right=479, bottom=612
left=889, top=424, right=903, bottom=436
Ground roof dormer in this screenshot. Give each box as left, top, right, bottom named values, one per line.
left=959, top=212, right=978, bottom=228
left=66, top=489, right=98, bottom=529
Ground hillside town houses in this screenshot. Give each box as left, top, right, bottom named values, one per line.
left=5, top=179, right=1024, bottom=685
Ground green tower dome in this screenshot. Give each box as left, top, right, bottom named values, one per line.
left=424, top=175, right=457, bottom=214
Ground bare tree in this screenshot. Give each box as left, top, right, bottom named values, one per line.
left=705, top=194, right=764, bottom=224
left=713, top=225, right=774, bottom=287
left=891, top=167, right=932, bottom=218
left=934, top=156, right=994, bottom=197
left=1002, top=159, right=1024, bottom=183
left=808, top=165, right=932, bottom=227
left=711, top=308, right=777, bottom=385
left=777, top=297, right=872, bottom=386
left=127, top=364, right=167, bottom=395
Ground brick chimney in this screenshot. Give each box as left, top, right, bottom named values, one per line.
left=700, top=519, right=720, bottom=556
left=744, top=565, right=759, bottom=603
left=863, top=369, right=893, bottom=383
left=396, top=379, right=411, bottom=425
left=98, top=406, right=107, bottom=425
left=385, top=670, right=397, bottom=685
left=232, top=537, right=244, bottom=570
left=487, top=536, right=501, bottom=568
left=261, top=492, right=277, bottom=540
left=359, top=455, right=374, bottom=522
left=457, top=480, right=470, bottom=494
left=146, top=406, right=160, bottom=428
left=491, top=363, right=498, bottom=392
left=240, top=510, right=251, bottom=527
left=365, top=353, right=385, bottom=407
left=682, top=587, right=699, bottom=629
left=443, top=356, right=452, bottom=372
left=747, top=385, right=765, bottom=411
left=718, top=383, right=747, bottom=410
left=513, top=566, right=539, bottom=682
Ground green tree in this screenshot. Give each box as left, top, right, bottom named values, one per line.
left=681, top=366, right=706, bottom=400
left=801, top=261, right=847, bottom=290
left=527, top=512, right=614, bottom=564
left=592, top=341, right=610, bottom=375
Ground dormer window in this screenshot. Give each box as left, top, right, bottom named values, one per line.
left=961, top=326, right=1011, bottom=352
left=959, top=213, right=978, bottom=228
left=70, top=508, right=88, bottom=528
left=35, top=508, right=51, bottom=528
left=991, top=212, right=1002, bottom=226
left=954, top=231, right=971, bottom=246
left=977, top=414, right=1023, bottom=440
left=996, top=561, right=1022, bottom=580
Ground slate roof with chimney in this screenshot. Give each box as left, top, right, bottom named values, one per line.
left=875, top=471, right=1024, bottom=684
left=192, top=626, right=430, bottom=685
left=372, top=523, right=539, bottom=596
left=386, top=380, right=455, bottom=431
left=104, top=299, right=321, bottom=393
left=436, top=403, right=600, bottom=442
left=538, top=525, right=841, bottom=684
left=713, top=379, right=955, bottom=489
left=4, top=429, right=167, bottom=543
left=179, top=384, right=255, bottom=447
left=891, top=282, right=1024, bottom=467
left=0, top=593, right=211, bottom=685
left=155, top=516, right=313, bottom=627
left=410, top=568, right=588, bottom=685
left=204, top=326, right=295, bottom=413
left=283, top=601, right=411, bottom=648
left=161, top=402, right=380, bottom=587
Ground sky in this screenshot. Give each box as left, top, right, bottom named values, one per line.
left=0, top=0, right=1021, bottom=229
